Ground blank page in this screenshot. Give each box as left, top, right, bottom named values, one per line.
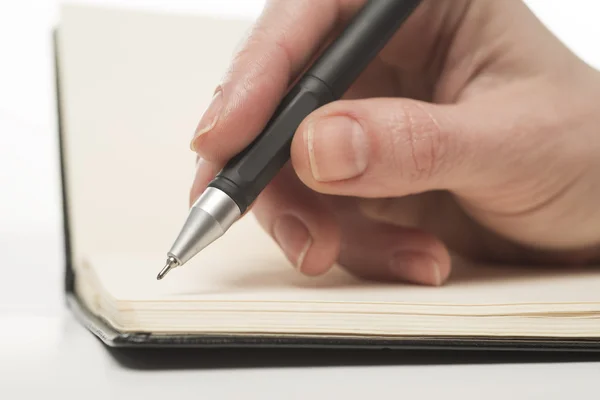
left=57, top=4, right=252, bottom=267
left=82, top=214, right=600, bottom=312
left=77, top=214, right=600, bottom=336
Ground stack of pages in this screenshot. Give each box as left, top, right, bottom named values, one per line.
left=77, top=214, right=600, bottom=337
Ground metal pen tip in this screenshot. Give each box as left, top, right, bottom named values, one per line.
left=157, top=256, right=179, bottom=280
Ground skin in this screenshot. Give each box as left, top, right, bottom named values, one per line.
left=189, top=0, right=600, bottom=286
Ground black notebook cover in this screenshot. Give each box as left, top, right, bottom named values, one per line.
left=52, top=26, right=600, bottom=353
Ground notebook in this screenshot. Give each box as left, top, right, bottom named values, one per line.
left=54, top=3, right=600, bottom=350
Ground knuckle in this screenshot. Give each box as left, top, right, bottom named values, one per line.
left=387, top=102, right=448, bottom=182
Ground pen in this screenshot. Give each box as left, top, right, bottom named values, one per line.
left=158, top=0, right=424, bottom=280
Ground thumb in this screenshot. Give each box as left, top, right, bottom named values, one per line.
left=290, top=97, right=476, bottom=198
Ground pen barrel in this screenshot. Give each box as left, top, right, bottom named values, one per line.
left=209, top=0, right=423, bottom=213
left=307, top=0, right=423, bottom=98
left=209, top=76, right=333, bottom=212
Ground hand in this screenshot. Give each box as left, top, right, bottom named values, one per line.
left=189, top=0, right=600, bottom=286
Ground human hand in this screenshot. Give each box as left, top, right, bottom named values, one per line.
left=189, top=0, right=600, bottom=286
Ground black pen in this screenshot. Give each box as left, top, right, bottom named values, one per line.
left=158, top=0, right=423, bottom=279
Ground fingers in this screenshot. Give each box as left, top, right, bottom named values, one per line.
left=249, top=166, right=452, bottom=286
left=336, top=215, right=452, bottom=286
left=290, top=97, right=475, bottom=198
left=217, top=161, right=452, bottom=286
left=251, top=165, right=341, bottom=276
left=358, top=193, right=493, bottom=263
left=190, top=0, right=365, bottom=164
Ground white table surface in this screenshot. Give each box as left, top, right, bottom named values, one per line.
left=3, top=1, right=600, bottom=398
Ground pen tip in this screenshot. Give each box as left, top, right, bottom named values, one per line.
left=157, top=256, right=179, bottom=280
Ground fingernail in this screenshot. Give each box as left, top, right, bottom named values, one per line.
left=273, top=215, right=312, bottom=272
left=306, top=116, right=368, bottom=182
left=389, top=251, right=443, bottom=286
left=190, top=88, right=224, bottom=151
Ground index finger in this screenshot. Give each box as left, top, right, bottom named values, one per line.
left=190, top=0, right=366, bottom=163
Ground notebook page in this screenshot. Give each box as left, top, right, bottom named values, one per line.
left=82, top=214, right=600, bottom=309
left=57, top=5, right=252, bottom=268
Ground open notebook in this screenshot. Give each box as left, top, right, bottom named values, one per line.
left=55, top=4, right=600, bottom=348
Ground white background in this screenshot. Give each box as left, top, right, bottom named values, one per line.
left=3, top=0, right=600, bottom=398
